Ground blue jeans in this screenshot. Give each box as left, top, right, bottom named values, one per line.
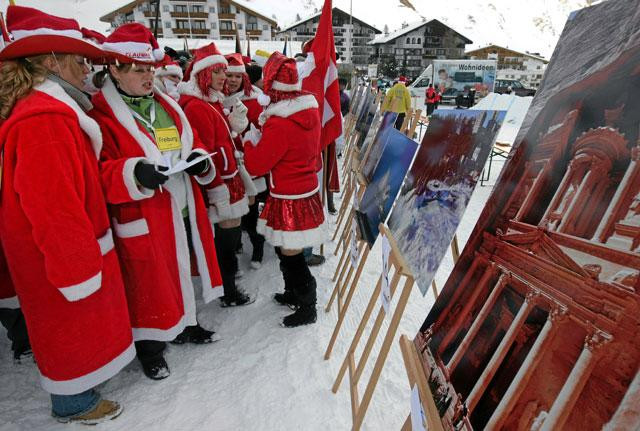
left=51, top=389, right=100, bottom=418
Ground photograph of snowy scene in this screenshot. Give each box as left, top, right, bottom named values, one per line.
left=388, top=109, right=506, bottom=295
left=356, top=108, right=383, bottom=162
left=354, top=89, right=375, bottom=145
left=356, top=128, right=418, bottom=246
left=360, top=111, right=399, bottom=182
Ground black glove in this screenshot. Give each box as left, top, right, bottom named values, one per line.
left=134, top=162, right=169, bottom=189
left=184, top=152, right=209, bottom=176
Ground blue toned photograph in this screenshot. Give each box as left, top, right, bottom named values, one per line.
left=359, top=111, right=399, bottom=181
left=388, top=109, right=506, bottom=295
left=356, top=128, right=418, bottom=246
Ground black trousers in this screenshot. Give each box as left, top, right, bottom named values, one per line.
left=275, top=249, right=316, bottom=307
left=241, top=199, right=265, bottom=257
left=0, top=307, right=30, bottom=354
left=214, top=224, right=241, bottom=297
left=394, top=113, right=406, bottom=130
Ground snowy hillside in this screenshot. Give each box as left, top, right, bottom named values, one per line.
left=0, top=0, right=604, bottom=58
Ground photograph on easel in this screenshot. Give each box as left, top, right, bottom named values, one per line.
left=413, top=1, right=640, bottom=430
left=355, top=91, right=380, bottom=149
left=360, top=111, right=399, bottom=182
left=356, top=128, right=419, bottom=246
left=387, top=109, right=506, bottom=295
left=357, top=108, right=384, bottom=162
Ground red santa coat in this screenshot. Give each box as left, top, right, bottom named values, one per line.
left=0, top=80, right=135, bottom=395
left=90, top=78, right=223, bottom=341
left=178, top=86, right=249, bottom=222
left=244, top=94, right=328, bottom=249
left=226, top=86, right=267, bottom=195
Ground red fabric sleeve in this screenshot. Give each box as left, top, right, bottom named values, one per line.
left=243, top=118, right=288, bottom=177
left=12, top=116, right=103, bottom=290
left=95, top=115, right=155, bottom=204
left=183, top=102, right=224, bottom=188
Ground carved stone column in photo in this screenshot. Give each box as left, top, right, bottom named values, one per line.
left=466, top=290, right=540, bottom=412
left=485, top=306, right=567, bottom=430
left=446, top=274, right=509, bottom=372
left=540, top=330, right=612, bottom=431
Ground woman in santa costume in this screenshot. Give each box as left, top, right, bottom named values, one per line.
left=178, top=43, right=253, bottom=306
left=155, top=54, right=182, bottom=101
left=224, top=52, right=267, bottom=269
left=90, top=24, right=223, bottom=379
left=243, top=52, right=329, bottom=327
left=0, top=6, right=134, bottom=424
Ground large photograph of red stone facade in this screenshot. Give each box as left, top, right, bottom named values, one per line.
left=414, top=1, right=640, bottom=430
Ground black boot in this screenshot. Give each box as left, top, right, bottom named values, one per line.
left=327, top=191, right=337, bottom=215
left=171, top=324, right=220, bottom=344
left=274, top=248, right=298, bottom=309
left=135, top=340, right=169, bottom=380
left=279, top=253, right=317, bottom=327
left=215, top=225, right=252, bottom=307
left=243, top=201, right=265, bottom=269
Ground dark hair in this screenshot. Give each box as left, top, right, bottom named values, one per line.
left=245, top=64, right=263, bottom=84
left=338, top=77, right=347, bottom=86
left=438, top=69, right=446, bottom=74
left=92, top=63, right=133, bottom=89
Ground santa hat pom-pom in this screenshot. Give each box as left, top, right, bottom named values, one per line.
left=153, top=48, right=165, bottom=62
left=223, top=108, right=231, bottom=116
left=231, top=131, right=238, bottom=138
left=257, top=93, right=271, bottom=107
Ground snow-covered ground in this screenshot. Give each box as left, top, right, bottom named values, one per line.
left=0, top=155, right=504, bottom=430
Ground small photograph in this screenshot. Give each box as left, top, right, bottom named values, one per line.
left=360, top=111, right=399, bottom=182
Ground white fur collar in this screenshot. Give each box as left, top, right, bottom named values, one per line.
left=177, top=78, right=225, bottom=104
left=35, top=79, right=103, bottom=158
left=258, top=94, right=318, bottom=126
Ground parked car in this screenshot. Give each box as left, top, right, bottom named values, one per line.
left=494, top=79, right=536, bottom=96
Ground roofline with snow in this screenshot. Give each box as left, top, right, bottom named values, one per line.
left=466, top=44, right=549, bottom=63
left=368, top=19, right=472, bottom=46
left=277, top=7, right=381, bottom=34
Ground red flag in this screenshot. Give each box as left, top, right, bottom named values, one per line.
left=301, top=0, right=342, bottom=150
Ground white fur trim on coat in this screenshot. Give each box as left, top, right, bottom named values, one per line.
left=112, top=218, right=149, bottom=238
left=207, top=184, right=231, bottom=203
left=257, top=218, right=328, bottom=249
left=258, top=94, right=319, bottom=126
left=123, top=157, right=156, bottom=201
left=36, top=80, right=103, bottom=158
left=132, top=314, right=190, bottom=342
left=97, top=229, right=115, bottom=256
left=253, top=176, right=267, bottom=194
left=40, top=343, right=136, bottom=395
left=209, top=196, right=249, bottom=224
left=177, top=79, right=225, bottom=104
left=58, top=271, right=102, bottom=302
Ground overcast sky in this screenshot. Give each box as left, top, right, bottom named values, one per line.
left=0, top=0, right=602, bottom=58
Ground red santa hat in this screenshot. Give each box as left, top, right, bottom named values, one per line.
left=0, top=5, right=106, bottom=61
left=183, top=42, right=227, bottom=82
left=155, top=54, right=183, bottom=80
left=101, top=23, right=164, bottom=64
left=259, top=51, right=301, bottom=106
left=81, top=27, right=106, bottom=45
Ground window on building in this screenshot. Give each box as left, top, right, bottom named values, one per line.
left=174, top=5, right=187, bottom=13
left=162, top=5, right=169, bottom=12
left=238, top=23, right=243, bottom=29
left=246, top=15, right=258, bottom=30
left=220, top=2, right=231, bottom=14
left=220, top=20, right=234, bottom=30
left=262, top=24, right=268, bottom=30
left=176, top=20, right=189, bottom=29
left=417, top=37, right=421, bottom=44
left=436, top=48, right=446, bottom=55
left=406, top=37, right=410, bottom=44
left=164, top=21, right=171, bottom=28
left=190, top=5, right=204, bottom=13
left=192, top=20, right=206, bottom=30
left=411, top=37, right=416, bottom=44
left=211, top=22, right=217, bottom=29
left=209, top=6, right=216, bottom=13
left=124, top=12, right=134, bottom=22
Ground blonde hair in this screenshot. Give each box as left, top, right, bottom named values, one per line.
left=0, top=54, right=84, bottom=119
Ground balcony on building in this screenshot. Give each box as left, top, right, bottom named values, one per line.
left=170, top=11, right=209, bottom=18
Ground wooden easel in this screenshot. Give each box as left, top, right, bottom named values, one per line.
left=329, top=223, right=461, bottom=430
left=398, top=335, right=445, bottom=431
